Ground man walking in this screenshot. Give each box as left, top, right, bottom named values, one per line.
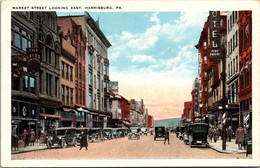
left=79, top=131, right=88, bottom=150
left=164, top=129, right=170, bottom=145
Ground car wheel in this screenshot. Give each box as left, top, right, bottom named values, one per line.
left=61, top=139, right=67, bottom=148
left=73, top=138, right=77, bottom=147
left=47, top=141, right=52, bottom=148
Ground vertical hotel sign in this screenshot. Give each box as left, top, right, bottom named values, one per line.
left=209, top=11, right=221, bottom=59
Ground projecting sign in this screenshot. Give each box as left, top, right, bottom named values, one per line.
left=209, top=11, right=221, bottom=59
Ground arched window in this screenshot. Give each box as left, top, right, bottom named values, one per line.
left=45, top=35, right=53, bottom=65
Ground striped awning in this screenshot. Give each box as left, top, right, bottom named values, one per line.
left=40, top=113, right=61, bottom=118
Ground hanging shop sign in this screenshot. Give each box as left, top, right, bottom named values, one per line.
left=209, top=11, right=221, bottom=59
left=26, top=47, right=42, bottom=73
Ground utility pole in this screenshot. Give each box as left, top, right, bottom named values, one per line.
left=221, top=34, right=227, bottom=151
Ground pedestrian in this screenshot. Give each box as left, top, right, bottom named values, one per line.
left=164, top=129, right=170, bottom=145
left=26, top=129, right=31, bottom=146
left=213, top=126, right=219, bottom=143
left=235, top=125, right=245, bottom=150
left=226, top=126, right=233, bottom=142
left=208, top=126, right=213, bottom=142
left=79, top=131, right=88, bottom=150
left=22, top=129, right=28, bottom=147
left=30, top=129, right=36, bottom=146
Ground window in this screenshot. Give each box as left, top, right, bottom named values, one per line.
left=233, top=35, right=235, bottom=51
left=230, top=39, right=232, bottom=53
left=70, top=88, right=73, bottom=104
left=231, top=61, right=233, bottom=75
left=62, top=62, right=65, bottom=78
left=97, top=77, right=100, bottom=90
left=94, top=75, right=96, bottom=89
left=236, top=56, right=238, bottom=72
left=89, top=93, right=93, bottom=108
left=55, top=77, right=58, bottom=97
left=104, top=81, right=107, bottom=92
left=83, top=90, right=85, bottom=106
left=236, top=31, right=238, bottom=47
left=104, top=65, right=107, bottom=75
left=97, top=61, right=100, bottom=72
left=204, top=56, right=207, bottom=64
left=79, top=89, right=82, bottom=105
left=97, top=97, right=100, bottom=111
left=66, top=64, right=69, bottom=80
left=66, top=87, right=69, bottom=104
left=88, top=52, right=92, bottom=66
left=45, top=35, right=52, bottom=65
left=23, top=75, right=29, bottom=92
left=12, top=25, right=32, bottom=51
left=30, top=77, right=35, bottom=94
left=75, top=87, right=78, bottom=104
left=70, top=66, right=73, bottom=81
left=79, top=64, right=81, bottom=79
left=62, top=85, right=65, bottom=103
left=89, top=72, right=92, bottom=86
left=46, top=73, right=52, bottom=96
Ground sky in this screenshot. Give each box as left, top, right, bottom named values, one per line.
left=57, top=12, right=209, bottom=120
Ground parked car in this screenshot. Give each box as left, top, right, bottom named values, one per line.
left=46, top=127, right=77, bottom=149
left=141, top=127, right=148, bottom=136
left=154, top=127, right=165, bottom=140
left=115, top=127, right=129, bottom=138
left=188, top=123, right=209, bottom=148
left=89, top=128, right=103, bottom=142
left=128, top=127, right=141, bottom=140
left=111, top=128, right=119, bottom=139
left=102, top=128, right=113, bottom=140
left=184, top=124, right=192, bottom=145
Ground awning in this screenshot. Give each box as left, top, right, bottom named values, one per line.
left=63, top=108, right=77, bottom=113
left=77, top=107, right=89, bottom=113
left=40, top=113, right=61, bottom=118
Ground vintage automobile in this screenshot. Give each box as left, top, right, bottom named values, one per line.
left=75, top=127, right=89, bottom=144
left=46, top=127, right=77, bottom=149
left=188, top=123, right=209, bottom=148
left=115, top=127, right=129, bottom=138
left=111, top=128, right=119, bottom=139
left=89, top=128, right=103, bottom=142
left=102, top=128, right=113, bottom=140
left=128, top=127, right=141, bottom=140
left=154, top=127, right=165, bottom=140
left=183, top=124, right=192, bottom=145
left=141, top=127, right=148, bottom=136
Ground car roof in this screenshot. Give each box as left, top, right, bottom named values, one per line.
left=191, top=123, right=208, bottom=126
left=56, top=127, right=76, bottom=130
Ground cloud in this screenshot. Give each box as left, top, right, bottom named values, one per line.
left=150, top=12, right=160, bottom=24
left=130, top=54, right=156, bottom=63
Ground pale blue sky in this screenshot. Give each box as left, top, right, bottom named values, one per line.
left=57, top=11, right=209, bottom=119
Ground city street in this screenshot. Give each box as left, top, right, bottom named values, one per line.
left=12, top=133, right=248, bottom=160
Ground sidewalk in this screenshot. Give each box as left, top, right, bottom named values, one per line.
left=12, top=141, right=47, bottom=154
left=208, top=138, right=246, bottom=154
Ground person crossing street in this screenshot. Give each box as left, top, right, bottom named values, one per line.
left=164, top=129, right=170, bottom=145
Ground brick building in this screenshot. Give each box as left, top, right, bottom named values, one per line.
left=182, top=101, right=193, bottom=125
left=238, top=11, right=252, bottom=129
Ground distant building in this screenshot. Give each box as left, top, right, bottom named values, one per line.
left=154, top=118, right=182, bottom=129
left=182, top=101, right=193, bottom=124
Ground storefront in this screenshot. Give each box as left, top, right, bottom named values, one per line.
left=12, top=101, right=39, bottom=139
left=60, top=108, right=76, bottom=127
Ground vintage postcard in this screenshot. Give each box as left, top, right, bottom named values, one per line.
left=1, top=0, right=260, bottom=167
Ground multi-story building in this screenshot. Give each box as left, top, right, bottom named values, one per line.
left=130, top=99, right=138, bottom=126
left=70, top=13, right=112, bottom=128
left=57, top=16, right=87, bottom=127
left=108, top=93, right=130, bottom=127
left=226, top=11, right=240, bottom=131
left=191, top=77, right=201, bottom=122
left=182, top=101, right=193, bottom=125
left=238, top=11, right=252, bottom=129
left=11, top=12, right=62, bottom=137
left=147, top=115, right=154, bottom=128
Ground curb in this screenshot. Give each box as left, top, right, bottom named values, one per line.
left=12, top=147, right=47, bottom=154
left=209, top=145, right=246, bottom=154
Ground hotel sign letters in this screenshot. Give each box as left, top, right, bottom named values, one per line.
left=209, top=11, right=221, bottom=59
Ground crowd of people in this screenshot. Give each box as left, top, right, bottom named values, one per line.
left=208, top=124, right=251, bottom=150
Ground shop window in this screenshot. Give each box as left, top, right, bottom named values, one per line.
left=12, top=25, right=32, bottom=51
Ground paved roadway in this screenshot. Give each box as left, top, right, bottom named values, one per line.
left=12, top=133, right=248, bottom=159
